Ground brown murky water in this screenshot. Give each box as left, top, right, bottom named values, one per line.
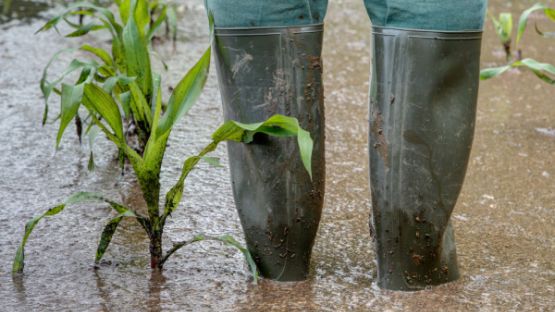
left=1, top=0, right=554, bottom=311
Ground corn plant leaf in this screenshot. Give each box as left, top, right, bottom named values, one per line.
left=481, top=59, right=555, bottom=84
left=95, top=210, right=137, bottom=263
left=40, top=48, right=77, bottom=124
left=80, top=44, right=113, bottom=67
left=56, top=83, right=85, bottom=148
left=87, top=126, right=100, bottom=171
left=128, top=81, right=152, bottom=127
left=36, top=15, right=63, bottom=34
left=118, top=0, right=131, bottom=24
left=13, top=192, right=110, bottom=273
left=122, top=4, right=153, bottom=98
left=480, top=65, right=512, bottom=80
left=119, top=91, right=132, bottom=117
left=133, top=0, right=150, bottom=36
left=156, top=14, right=214, bottom=137
left=156, top=47, right=211, bottom=137
left=515, top=58, right=555, bottom=84
left=103, top=75, right=135, bottom=94
left=162, top=114, right=314, bottom=221
left=166, top=5, right=177, bottom=41
left=517, top=3, right=550, bottom=45
left=147, top=6, right=167, bottom=41
left=518, top=58, right=555, bottom=75
left=66, top=22, right=105, bottom=37
left=201, top=157, right=222, bottom=167
left=36, top=3, right=121, bottom=36
left=535, top=24, right=555, bottom=38
left=499, top=13, right=513, bottom=44
left=212, top=115, right=314, bottom=179
left=82, top=83, right=124, bottom=142
left=203, top=235, right=259, bottom=284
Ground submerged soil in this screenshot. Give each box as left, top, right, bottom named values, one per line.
left=0, top=0, right=554, bottom=311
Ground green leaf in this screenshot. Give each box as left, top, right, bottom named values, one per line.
left=56, top=83, right=85, bottom=148
left=212, top=115, right=314, bottom=179
left=201, top=157, right=222, bottom=167
left=39, top=48, right=76, bottom=124
left=147, top=6, right=167, bottom=41
left=516, top=58, right=555, bottom=84
left=95, top=210, right=136, bottom=263
left=80, top=44, right=113, bottom=67
left=206, top=235, right=259, bottom=284
left=122, top=3, right=153, bottom=98
left=480, top=65, right=512, bottom=80
left=119, top=91, right=132, bottom=117
left=66, top=22, right=105, bottom=37
left=156, top=47, right=211, bottom=137
left=36, top=3, right=121, bottom=37
left=166, top=5, right=178, bottom=41
left=519, top=58, right=555, bottom=75
left=546, top=8, right=555, bottom=21
left=133, top=0, right=150, bottom=36
left=118, top=0, right=131, bottom=25
left=481, top=58, right=555, bottom=84
left=535, top=24, right=555, bottom=38
left=128, top=81, right=153, bottom=127
left=499, top=13, right=513, bottom=44
left=87, top=126, right=100, bottom=171
left=162, top=114, right=314, bottom=221
left=102, top=74, right=135, bottom=93
left=517, top=3, right=548, bottom=45
left=82, top=83, right=124, bottom=142
left=13, top=192, right=106, bottom=273
left=36, top=15, right=63, bottom=34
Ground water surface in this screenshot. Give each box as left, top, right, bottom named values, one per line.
left=0, top=0, right=554, bottom=311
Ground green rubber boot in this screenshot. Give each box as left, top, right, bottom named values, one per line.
left=368, top=27, right=483, bottom=290
left=213, top=24, right=326, bottom=281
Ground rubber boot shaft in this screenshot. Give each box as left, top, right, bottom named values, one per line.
left=369, top=27, right=483, bottom=290
left=213, top=24, right=326, bottom=281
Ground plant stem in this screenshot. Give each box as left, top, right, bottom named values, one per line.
left=503, top=41, right=512, bottom=61
left=150, top=229, right=163, bottom=269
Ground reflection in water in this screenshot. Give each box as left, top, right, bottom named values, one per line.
left=11, top=275, right=26, bottom=306
left=94, top=271, right=111, bottom=312
left=147, top=272, right=166, bottom=312
left=94, top=270, right=167, bottom=312
left=236, top=280, right=317, bottom=311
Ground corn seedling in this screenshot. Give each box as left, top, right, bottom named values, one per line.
left=481, top=3, right=555, bottom=84
left=13, top=4, right=315, bottom=284
left=489, top=12, right=513, bottom=60
left=39, top=0, right=178, bottom=157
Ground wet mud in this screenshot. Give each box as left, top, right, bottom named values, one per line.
left=0, top=0, right=554, bottom=311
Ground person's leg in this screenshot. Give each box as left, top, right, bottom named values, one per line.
left=206, top=0, right=327, bottom=27
left=205, top=1, right=328, bottom=281
left=364, top=0, right=487, bottom=291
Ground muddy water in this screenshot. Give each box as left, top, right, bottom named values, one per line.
left=1, top=0, right=554, bottom=311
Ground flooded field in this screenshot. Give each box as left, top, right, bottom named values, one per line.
left=0, top=0, right=554, bottom=311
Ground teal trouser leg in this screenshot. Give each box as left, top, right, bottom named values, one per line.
left=365, top=1, right=487, bottom=290
left=206, top=1, right=328, bottom=281
left=205, top=0, right=328, bottom=27
left=364, top=0, right=487, bottom=31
